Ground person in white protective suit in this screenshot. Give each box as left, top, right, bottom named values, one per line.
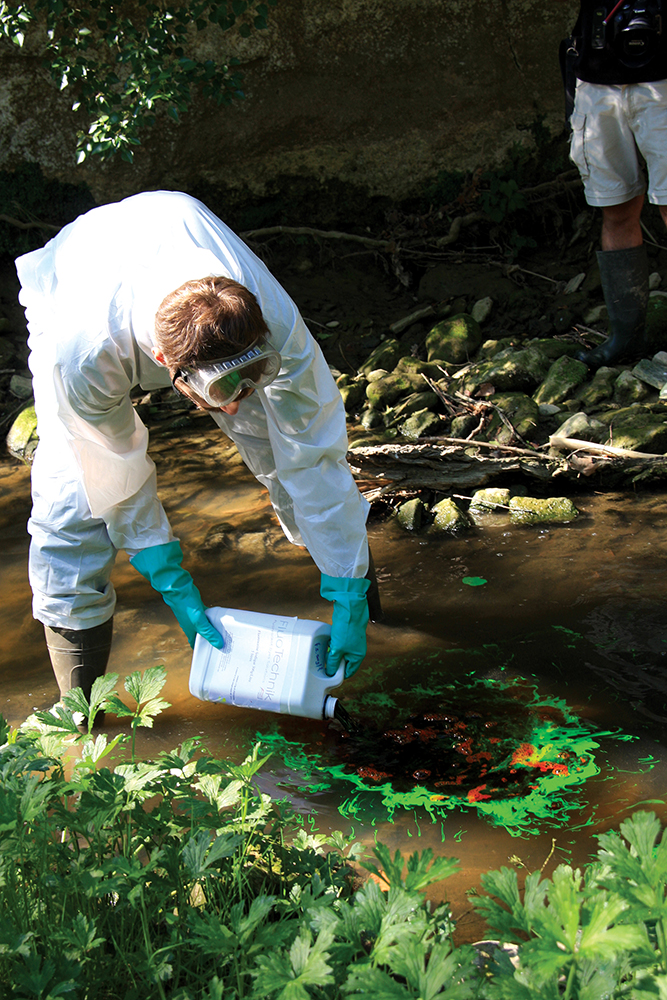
left=16, top=190, right=378, bottom=712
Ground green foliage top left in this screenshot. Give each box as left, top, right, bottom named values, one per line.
left=0, top=0, right=277, bottom=163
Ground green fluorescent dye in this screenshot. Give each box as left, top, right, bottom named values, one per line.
left=462, top=577, right=487, bottom=586
left=254, top=671, right=639, bottom=839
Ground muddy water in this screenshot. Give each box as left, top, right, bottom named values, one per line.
left=2, top=423, right=667, bottom=943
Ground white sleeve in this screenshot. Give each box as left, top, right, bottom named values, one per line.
left=53, top=347, right=173, bottom=553
left=257, top=315, right=369, bottom=579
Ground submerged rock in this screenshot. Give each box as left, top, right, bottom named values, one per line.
left=509, top=496, right=579, bottom=524
left=428, top=497, right=472, bottom=533
left=396, top=497, right=426, bottom=531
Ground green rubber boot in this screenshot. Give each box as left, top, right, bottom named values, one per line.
left=578, top=245, right=649, bottom=368
left=44, top=618, right=113, bottom=727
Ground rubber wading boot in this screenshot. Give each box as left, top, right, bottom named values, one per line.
left=44, top=618, right=113, bottom=728
left=366, top=549, right=384, bottom=623
left=578, top=245, right=649, bottom=369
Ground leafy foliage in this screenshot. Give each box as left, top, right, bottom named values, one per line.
left=0, top=0, right=277, bottom=162
left=5, top=669, right=667, bottom=997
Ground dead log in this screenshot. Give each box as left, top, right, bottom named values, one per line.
left=347, top=441, right=565, bottom=491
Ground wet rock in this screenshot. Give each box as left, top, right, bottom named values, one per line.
left=425, top=314, right=483, bottom=366
left=468, top=486, right=511, bottom=527
left=361, top=408, right=384, bottom=430
left=236, top=532, right=269, bottom=561
left=614, top=370, right=651, bottom=405
left=366, top=368, right=390, bottom=382
left=533, top=355, right=589, bottom=406
left=576, top=366, right=616, bottom=408
left=461, top=345, right=550, bottom=395
left=451, top=412, right=481, bottom=437
left=509, top=496, right=579, bottom=524
left=394, top=356, right=447, bottom=380
left=9, top=374, right=33, bottom=399
left=594, top=405, right=667, bottom=453
left=471, top=296, right=493, bottom=324
left=6, top=403, right=38, bottom=464
left=525, top=338, right=581, bottom=361
left=486, top=392, right=539, bottom=445
left=428, top=497, right=472, bottom=533
left=631, top=353, right=667, bottom=391
left=366, top=371, right=424, bottom=408
left=338, top=377, right=368, bottom=412
left=358, top=337, right=406, bottom=375
left=396, top=497, right=426, bottom=531
left=478, top=337, right=517, bottom=360
left=552, top=411, right=608, bottom=444
left=385, top=391, right=440, bottom=427
left=399, top=408, right=446, bottom=439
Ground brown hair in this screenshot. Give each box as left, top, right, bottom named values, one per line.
left=155, top=276, right=269, bottom=370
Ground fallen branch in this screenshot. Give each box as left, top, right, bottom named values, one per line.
left=0, top=213, right=60, bottom=232
left=549, top=435, right=665, bottom=461
left=240, top=225, right=392, bottom=249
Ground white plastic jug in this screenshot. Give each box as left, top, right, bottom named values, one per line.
left=189, top=607, right=343, bottom=720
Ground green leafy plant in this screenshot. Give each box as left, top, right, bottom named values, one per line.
left=0, top=0, right=277, bottom=162
left=6, top=669, right=667, bottom=998
left=472, top=810, right=667, bottom=998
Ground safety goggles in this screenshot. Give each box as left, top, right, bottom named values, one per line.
left=176, top=342, right=282, bottom=408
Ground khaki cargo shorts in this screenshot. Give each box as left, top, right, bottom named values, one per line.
left=570, top=78, right=667, bottom=206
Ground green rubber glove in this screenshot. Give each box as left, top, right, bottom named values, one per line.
left=130, top=540, right=225, bottom=650
left=320, top=574, right=370, bottom=678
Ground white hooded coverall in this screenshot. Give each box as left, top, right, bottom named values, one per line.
left=16, top=191, right=370, bottom=630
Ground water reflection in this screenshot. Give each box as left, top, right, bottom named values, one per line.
left=2, top=425, right=667, bottom=941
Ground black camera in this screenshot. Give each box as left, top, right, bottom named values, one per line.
left=610, top=1, right=662, bottom=68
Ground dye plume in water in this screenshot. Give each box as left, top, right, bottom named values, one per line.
left=257, top=663, right=640, bottom=837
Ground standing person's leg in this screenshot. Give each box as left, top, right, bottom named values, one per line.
left=29, top=441, right=117, bottom=705
left=586, top=194, right=649, bottom=367
left=570, top=81, right=649, bottom=366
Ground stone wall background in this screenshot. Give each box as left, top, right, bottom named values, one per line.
left=0, top=1, right=578, bottom=212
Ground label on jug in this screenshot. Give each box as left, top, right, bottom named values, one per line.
left=198, top=611, right=299, bottom=711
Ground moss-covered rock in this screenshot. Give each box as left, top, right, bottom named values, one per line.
left=576, top=366, right=617, bottom=409
left=365, top=372, right=424, bottom=408
left=593, top=405, right=667, bottom=453
left=425, top=314, right=483, bottom=365
left=486, top=392, right=539, bottom=445
left=614, top=370, right=652, bottom=405
left=394, top=356, right=448, bottom=380
left=428, top=497, right=472, bottom=533
left=509, top=496, right=579, bottom=524
left=385, top=391, right=440, bottom=426
left=358, top=338, right=407, bottom=376
left=396, top=497, right=427, bottom=531
left=533, top=355, right=589, bottom=406
left=6, top=403, right=38, bottom=464
left=460, top=346, right=550, bottom=395
left=551, top=410, right=609, bottom=444
left=339, top=378, right=368, bottom=411
left=469, top=487, right=511, bottom=511
left=400, top=408, right=446, bottom=439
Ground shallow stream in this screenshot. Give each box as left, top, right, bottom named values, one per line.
left=2, top=421, right=667, bottom=943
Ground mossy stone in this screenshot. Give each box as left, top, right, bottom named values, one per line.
left=396, top=497, right=426, bottom=531
left=428, top=497, right=472, bottom=533
left=6, top=404, right=38, bottom=464
left=533, top=355, right=589, bottom=406
left=425, top=314, right=483, bottom=365
left=509, top=496, right=579, bottom=524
